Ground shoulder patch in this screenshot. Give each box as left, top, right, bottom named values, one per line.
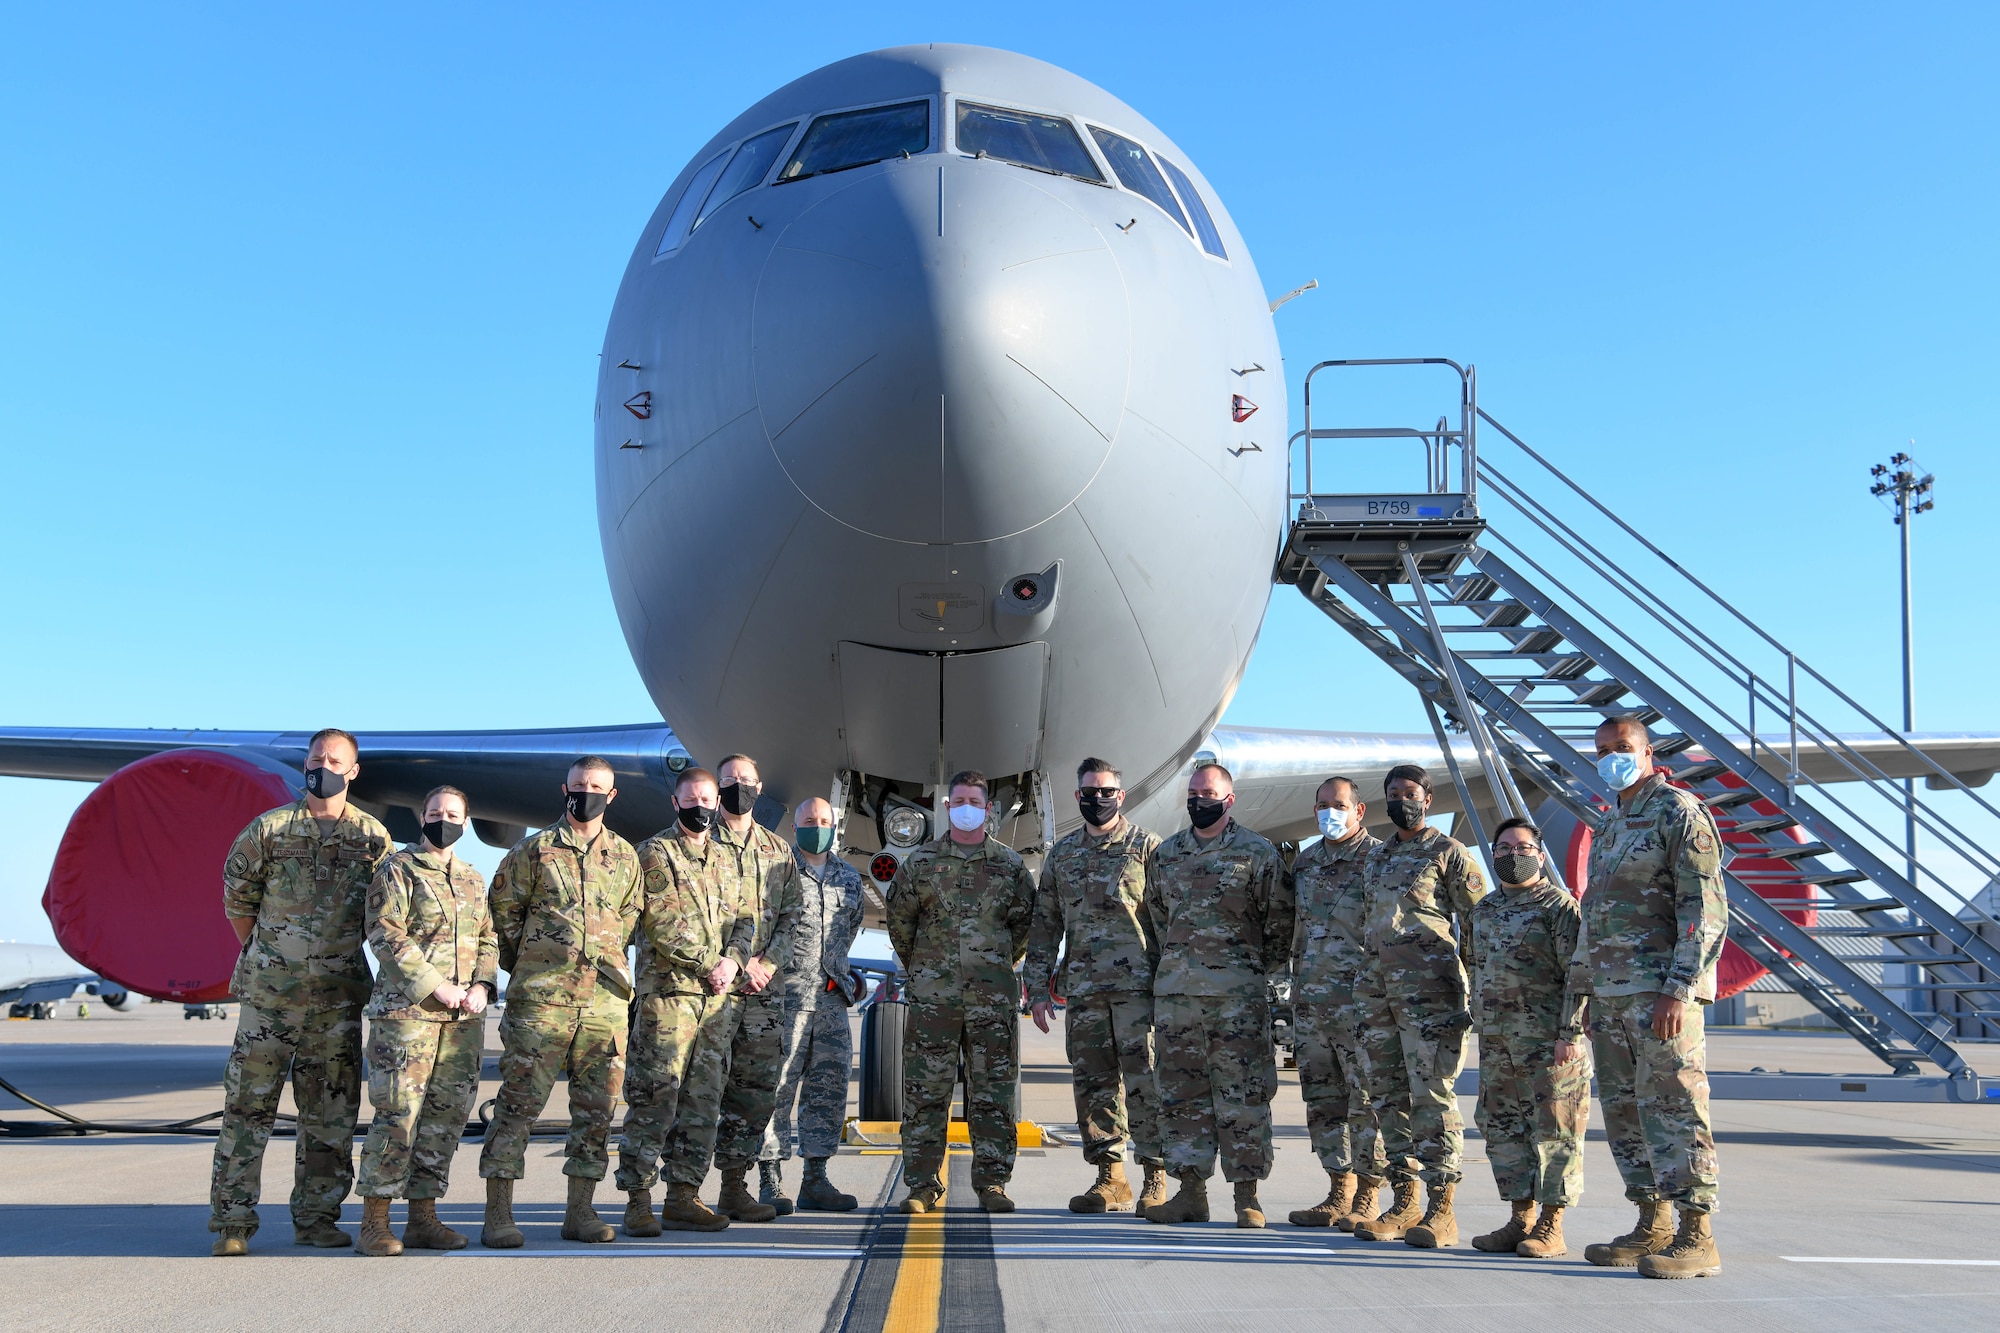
left=1692, top=829, right=1717, bottom=855
left=226, top=851, right=250, bottom=876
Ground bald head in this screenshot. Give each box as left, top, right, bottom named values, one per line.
left=794, top=797, right=833, bottom=825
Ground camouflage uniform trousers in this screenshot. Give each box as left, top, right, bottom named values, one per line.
left=1063, top=991, right=1163, bottom=1168
left=1474, top=1033, right=1591, bottom=1206
left=1293, top=982, right=1386, bottom=1177
left=666, top=989, right=786, bottom=1182
left=1588, top=991, right=1718, bottom=1212
left=614, top=993, right=717, bottom=1191
left=760, top=996, right=854, bottom=1162
left=209, top=1000, right=362, bottom=1235
left=902, top=996, right=1019, bottom=1190
left=479, top=989, right=628, bottom=1181
left=1152, top=992, right=1276, bottom=1183
left=357, top=1018, right=484, bottom=1199
left=1352, top=978, right=1414, bottom=1184
left=1357, top=975, right=1469, bottom=1187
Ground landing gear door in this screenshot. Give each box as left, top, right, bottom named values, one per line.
left=942, top=641, right=1049, bottom=777
left=837, top=642, right=941, bottom=783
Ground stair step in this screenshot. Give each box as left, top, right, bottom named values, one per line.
left=1671, top=759, right=1730, bottom=784
left=1480, top=602, right=1529, bottom=627
left=1450, top=573, right=1500, bottom=604
left=1796, top=869, right=1870, bottom=887
left=1731, top=815, right=1800, bottom=835
left=1758, top=841, right=1833, bottom=861
left=1705, top=788, right=1765, bottom=811
left=1574, top=680, right=1632, bottom=707
left=1541, top=653, right=1595, bottom=680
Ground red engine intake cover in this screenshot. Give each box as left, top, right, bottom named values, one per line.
left=42, top=749, right=297, bottom=1002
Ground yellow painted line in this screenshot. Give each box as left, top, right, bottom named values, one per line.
left=880, top=1148, right=958, bottom=1333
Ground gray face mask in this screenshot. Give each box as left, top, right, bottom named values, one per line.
left=1494, top=851, right=1541, bottom=885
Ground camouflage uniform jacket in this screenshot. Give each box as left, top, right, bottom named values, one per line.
left=1362, top=826, right=1488, bottom=996
left=1144, top=819, right=1296, bottom=999
left=1572, top=770, right=1727, bottom=1004
left=711, top=818, right=804, bottom=996
left=365, top=846, right=499, bottom=1021
left=1470, top=880, right=1586, bottom=1043
left=1290, top=829, right=1383, bottom=999
left=488, top=820, right=641, bottom=1005
left=634, top=825, right=758, bottom=999
left=784, top=851, right=867, bottom=1008
left=886, top=835, right=1036, bottom=1007
left=224, top=799, right=394, bottom=1011
left=1023, top=817, right=1161, bottom=1001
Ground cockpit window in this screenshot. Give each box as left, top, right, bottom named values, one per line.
left=956, top=102, right=1103, bottom=184
left=1087, top=126, right=1191, bottom=237
left=655, top=150, right=729, bottom=256
left=779, top=101, right=930, bottom=182
left=693, top=122, right=797, bottom=231
left=1156, top=155, right=1227, bottom=260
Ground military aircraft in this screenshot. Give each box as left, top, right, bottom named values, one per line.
left=0, top=942, right=133, bottom=1019
left=3, top=45, right=1995, bottom=1008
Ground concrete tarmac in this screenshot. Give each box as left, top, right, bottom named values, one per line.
left=1, top=1003, right=1995, bottom=1331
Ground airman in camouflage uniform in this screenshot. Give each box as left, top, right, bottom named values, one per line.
left=478, top=756, right=642, bottom=1248
left=1025, top=759, right=1165, bottom=1214
left=661, top=755, right=802, bottom=1222
left=617, top=768, right=755, bottom=1233
left=209, top=728, right=391, bottom=1256
left=355, top=785, right=498, bottom=1255
left=1467, top=817, right=1588, bottom=1259
left=887, top=771, right=1036, bottom=1213
left=759, top=798, right=867, bottom=1213
left=1565, top=717, right=1726, bottom=1278
left=1285, top=776, right=1386, bottom=1228
left=1143, top=763, right=1295, bottom=1229
left=1353, top=764, right=1486, bottom=1248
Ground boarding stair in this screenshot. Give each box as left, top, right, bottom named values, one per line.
left=1278, top=359, right=2000, bottom=1094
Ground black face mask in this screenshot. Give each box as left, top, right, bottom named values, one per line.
left=1078, top=793, right=1121, bottom=826
left=1386, top=798, right=1426, bottom=831
left=304, top=766, right=347, bottom=799
left=1187, top=795, right=1230, bottom=830
left=423, top=818, right=465, bottom=850
left=718, top=781, right=760, bottom=817
left=1494, top=851, right=1541, bottom=886
left=676, top=803, right=716, bottom=834
left=566, top=789, right=608, bottom=823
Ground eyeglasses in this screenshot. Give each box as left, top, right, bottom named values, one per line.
left=1078, top=786, right=1122, bottom=798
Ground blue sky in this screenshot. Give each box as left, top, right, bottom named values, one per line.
left=3, top=4, right=1996, bottom=948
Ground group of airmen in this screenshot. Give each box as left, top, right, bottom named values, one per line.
left=205, top=713, right=1725, bottom=1281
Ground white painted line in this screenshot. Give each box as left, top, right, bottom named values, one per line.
left=1782, top=1257, right=2000, bottom=1266
left=993, top=1244, right=1340, bottom=1259
left=446, top=1245, right=864, bottom=1259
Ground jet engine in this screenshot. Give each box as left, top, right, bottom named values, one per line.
left=42, top=749, right=301, bottom=1003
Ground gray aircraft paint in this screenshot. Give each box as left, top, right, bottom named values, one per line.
left=596, top=45, right=1283, bottom=830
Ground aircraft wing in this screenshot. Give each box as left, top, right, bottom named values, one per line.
left=1183, top=725, right=2000, bottom=846
left=0, top=722, right=695, bottom=845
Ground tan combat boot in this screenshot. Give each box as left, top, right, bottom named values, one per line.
left=1337, top=1176, right=1383, bottom=1233
left=210, top=1227, right=250, bottom=1257
left=978, top=1184, right=1016, bottom=1213
left=1516, top=1204, right=1566, bottom=1258
left=1288, top=1171, right=1356, bottom=1228
left=1144, top=1170, right=1209, bottom=1224
left=1471, top=1198, right=1537, bottom=1252
left=293, top=1216, right=353, bottom=1248
left=481, top=1177, right=524, bottom=1249
left=1584, top=1199, right=1674, bottom=1267
left=402, top=1197, right=467, bottom=1250
left=356, top=1197, right=404, bottom=1257
left=718, top=1166, right=778, bottom=1222
left=623, top=1188, right=662, bottom=1237
left=1353, top=1177, right=1421, bottom=1241
left=1233, top=1180, right=1265, bottom=1229
left=659, top=1180, right=731, bottom=1231
left=560, top=1174, right=616, bottom=1243
left=759, top=1160, right=796, bottom=1217
left=1637, top=1208, right=1720, bottom=1279
left=901, top=1180, right=945, bottom=1214
left=1138, top=1164, right=1170, bottom=1213
left=1404, top=1182, right=1458, bottom=1248
left=1070, top=1160, right=1134, bottom=1213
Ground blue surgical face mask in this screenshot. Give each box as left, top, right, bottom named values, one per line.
left=1598, top=751, right=1646, bottom=791
left=1317, top=808, right=1350, bottom=840
left=948, top=804, right=987, bottom=833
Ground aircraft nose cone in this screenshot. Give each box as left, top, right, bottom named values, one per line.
left=754, top=161, right=1130, bottom=544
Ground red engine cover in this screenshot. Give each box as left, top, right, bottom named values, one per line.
left=42, top=749, right=297, bottom=1002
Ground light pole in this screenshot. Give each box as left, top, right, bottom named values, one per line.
left=1869, top=449, right=1935, bottom=889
